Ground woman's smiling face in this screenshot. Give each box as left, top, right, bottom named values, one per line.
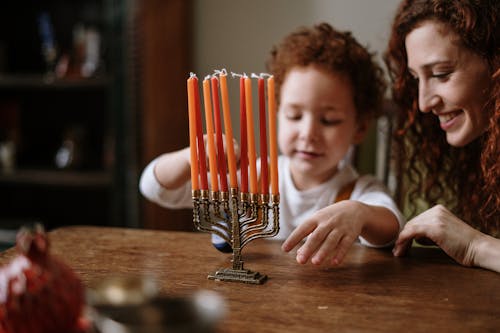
left=405, top=20, right=491, bottom=147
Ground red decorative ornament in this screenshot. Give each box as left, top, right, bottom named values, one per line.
left=0, top=225, right=88, bottom=333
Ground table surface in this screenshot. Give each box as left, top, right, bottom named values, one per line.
left=0, top=226, right=498, bottom=332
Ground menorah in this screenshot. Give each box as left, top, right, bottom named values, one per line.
left=187, top=70, right=280, bottom=284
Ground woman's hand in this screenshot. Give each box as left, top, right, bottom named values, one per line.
left=393, top=205, right=484, bottom=267
left=281, top=201, right=365, bottom=266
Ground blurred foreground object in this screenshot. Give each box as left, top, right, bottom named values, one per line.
left=89, top=276, right=225, bottom=333
left=0, top=224, right=87, bottom=333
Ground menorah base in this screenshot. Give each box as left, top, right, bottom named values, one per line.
left=208, top=268, right=267, bottom=284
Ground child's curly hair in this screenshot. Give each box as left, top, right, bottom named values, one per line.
left=266, top=22, right=386, bottom=122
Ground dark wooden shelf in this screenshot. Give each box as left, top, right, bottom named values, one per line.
left=0, top=169, right=112, bottom=187
left=0, top=0, right=141, bottom=229
left=0, top=74, right=112, bottom=91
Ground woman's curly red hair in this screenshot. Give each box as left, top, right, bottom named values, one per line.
left=384, top=0, right=499, bottom=235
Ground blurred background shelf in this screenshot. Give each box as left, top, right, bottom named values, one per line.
left=0, top=0, right=133, bottom=233
left=0, top=0, right=192, bottom=237
left=0, top=74, right=112, bottom=90
left=0, top=169, right=112, bottom=187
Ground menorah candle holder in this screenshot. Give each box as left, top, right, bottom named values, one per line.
left=187, top=70, right=280, bottom=284
left=192, top=189, right=279, bottom=284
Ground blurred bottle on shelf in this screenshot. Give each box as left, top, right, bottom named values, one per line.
left=0, top=42, right=6, bottom=73
left=81, top=26, right=101, bottom=78
left=55, top=24, right=101, bottom=79
left=37, top=11, right=58, bottom=81
left=54, top=125, right=88, bottom=170
left=0, top=140, right=15, bottom=173
left=0, top=100, right=19, bottom=173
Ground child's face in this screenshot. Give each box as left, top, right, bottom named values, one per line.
left=278, top=66, right=366, bottom=190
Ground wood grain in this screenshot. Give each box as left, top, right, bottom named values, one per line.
left=1, top=226, right=498, bottom=332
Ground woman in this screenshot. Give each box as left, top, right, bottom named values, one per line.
left=385, top=0, right=499, bottom=272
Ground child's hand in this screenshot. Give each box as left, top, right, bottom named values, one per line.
left=281, top=200, right=364, bottom=266
left=204, top=134, right=240, bottom=171
left=225, top=136, right=241, bottom=165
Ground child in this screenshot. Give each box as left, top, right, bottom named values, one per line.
left=140, top=23, right=404, bottom=266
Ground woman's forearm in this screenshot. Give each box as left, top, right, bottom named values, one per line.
left=473, top=234, right=500, bottom=273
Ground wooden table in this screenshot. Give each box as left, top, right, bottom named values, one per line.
left=0, top=226, right=498, bottom=332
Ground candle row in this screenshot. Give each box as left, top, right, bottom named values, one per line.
left=186, top=71, right=278, bottom=196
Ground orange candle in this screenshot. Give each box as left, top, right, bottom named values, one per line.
left=258, top=77, right=269, bottom=195
left=202, top=78, right=218, bottom=192
left=244, top=77, right=258, bottom=194
left=193, top=76, right=208, bottom=190
left=239, top=77, right=248, bottom=193
left=187, top=76, right=199, bottom=190
left=211, top=77, right=228, bottom=192
left=268, top=76, right=279, bottom=195
left=219, top=72, right=238, bottom=189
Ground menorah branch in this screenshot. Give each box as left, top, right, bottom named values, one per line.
left=193, top=192, right=280, bottom=284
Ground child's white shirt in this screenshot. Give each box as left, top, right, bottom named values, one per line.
left=139, top=155, right=405, bottom=247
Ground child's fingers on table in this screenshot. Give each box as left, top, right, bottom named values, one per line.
left=295, top=228, right=329, bottom=264
left=311, top=230, right=342, bottom=265
left=281, top=222, right=317, bottom=252
left=331, top=235, right=355, bottom=266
